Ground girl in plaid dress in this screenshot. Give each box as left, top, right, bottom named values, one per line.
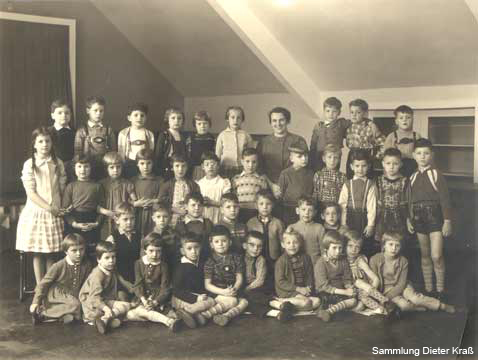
left=16, top=127, right=69, bottom=284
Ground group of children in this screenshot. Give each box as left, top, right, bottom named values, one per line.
left=17, top=95, right=457, bottom=335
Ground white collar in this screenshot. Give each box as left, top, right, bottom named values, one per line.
left=142, top=255, right=161, bottom=266
left=98, top=264, right=111, bottom=276
left=88, top=121, right=104, bottom=128
left=181, top=256, right=199, bottom=266
left=352, top=175, right=368, bottom=181
left=65, top=256, right=75, bottom=266
left=239, top=171, right=258, bottom=177
left=418, top=165, right=432, bottom=173
left=184, top=215, right=204, bottom=224
left=54, top=123, right=71, bottom=131
left=34, top=155, right=53, bottom=167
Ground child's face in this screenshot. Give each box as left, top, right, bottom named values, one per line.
left=34, top=134, right=52, bottom=158
left=202, top=159, right=218, bottom=178
left=75, top=162, right=91, bottom=181
left=395, top=112, right=413, bottom=131
left=346, top=240, right=362, bottom=259
left=256, top=196, right=273, bottom=217
left=86, top=103, right=105, bottom=124
left=115, top=212, right=135, bottom=233
left=145, top=245, right=162, bottom=263
left=181, top=241, right=201, bottom=262
left=350, top=159, right=369, bottom=178
left=323, top=151, right=340, bottom=170
left=382, top=155, right=401, bottom=178
left=51, top=105, right=71, bottom=127
left=98, top=251, right=116, bottom=271
left=281, top=235, right=301, bottom=256
left=172, top=161, right=187, bottom=179
left=195, top=119, right=210, bottom=135
left=296, top=203, right=316, bottom=223
left=168, top=112, right=184, bottom=131
left=221, top=200, right=239, bottom=221
left=243, top=236, right=263, bottom=258
left=270, top=112, right=288, bottom=136
left=413, top=147, right=432, bottom=168
left=227, top=109, right=243, bottom=131
left=65, top=244, right=85, bottom=264
left=187, top=198, right=203, bottom=218
left=137, top=159, right=153, bottom=176
left=290, top=152, right=308, bottom=169
left=322, top=206, right=339, bottom=227
left=210, top=235, right=230, bottom=255
left=152, top=210, right=170, bottom=230
left=324, top=105, right=340, bottom=123
left=128, top=110, right=147, bottom=129
left=350, top=105, right=366, bottom=124
left=384, top=239, right=401, bottom=258
left=327, top=243, right=343, bottom=260
left=107, top=163, right=122, bottom=179
left=242, top=154, right=258, bottom=174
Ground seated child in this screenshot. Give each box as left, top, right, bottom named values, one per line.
left=278, top=141, right=314, bottom=225
left=132, top=149, right=162, bottom=239
left=343, top=230, right=396, bottom=315
left=127, top=233, right=180, bottom=332
left=99, top=152, right=137, bottom=240
left=30, top=234, right=93, bottom=325
left=338, top=148, right=377, bottom=257
left=271, top=228, right=321, bottom=321
left=313, top=144, right=347, bottom=205
left=321, top=202, right=347, bottom=233
left=106, top=203, right=141, bottom=285
left=79, top=241, right=133, bottom=335
left=288, top=196, right=325, bottom=265
left=370, top=232, right=455, bottom=314
left=217, top=193, right=248, bottom=254
left=117, top=102, right=155, bottom=178
left=203, top=225, right=249, bottom=326
left=186, top=111, right=216, bottom=181
left=196, top=151, right=232, bottom=224
left=158, top=153, right=200, bottom=228
left=175, top=192, right=213, bottom=261
left=172, top=232, right=216, bottom=328
left=246, top=190, right=284, bottom=287
left=314, top=230, right=357, bottom=322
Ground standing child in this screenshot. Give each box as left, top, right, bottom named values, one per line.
left=232, top=147, right=271, bottom=223
left=172, top=232, right=217, bottom=328
left=278, top=141, right=314, bottom=225
left=48, top=98, right=75, bottom=182
left=215, top=106, right=253, bottom=179
left=409, top=138, right=452, bottom=300
left=203, top=225, right=249, bottom=326
left=158, top=153, right=200, bottom=228
left=16, top=128, right=68, bottom=284
left=370, top=232, right=455, bottom=313
left=99, top=152, right=137, bottom=240
left=127, top=233, right=180, bottom=332
left=384, top=105, right=422, bottom=177
left=79, top=241, right=133, bottom=335
left=30, top=234, right=93, bottom=325
left=132, top=149, right=162, bottom=239
left=196, top=151, right=231, bottom=224
left=271, top=228, right=321, bottom=321
left=288, top=196, right=325, bottom=265
left=117, top=103, right=155, bottom=179
left=313, top=144, right=347, bottom=206
left=62, top=155, right=105, bottom=258
left=314, top=230, right=358, bottom=322
left=154, top=107, right=187, bottom=178
left=338, top=149, right=377, bottom=257
left=217, top=193, right=248, bottom=254
left=74, top=96, right=117, bottom=180
left=186, top=111, right=216, bottom=181
left=310, top=97, right=350, bottom=171
left=321, top=202, right=347, bottom=233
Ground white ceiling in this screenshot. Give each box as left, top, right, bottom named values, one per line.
left=92, top=0, right=478, bottom=96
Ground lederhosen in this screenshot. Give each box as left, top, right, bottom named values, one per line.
left=123, top=129, right=153, bottom=178
left=83, top=125, right=113, bottom=180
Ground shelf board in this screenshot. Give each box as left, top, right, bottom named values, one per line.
left=442, top=172, right=474, bottom=178
left=433, top=144, right=474, bottom=148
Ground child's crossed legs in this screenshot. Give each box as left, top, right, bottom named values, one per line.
left=270, top=294, right=321, bottom=312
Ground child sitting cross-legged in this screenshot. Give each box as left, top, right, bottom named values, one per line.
left=370, top=232, right=455, bottom=314
left=203, top=225, right=249, bottom=327
left=271, top=228, right=321, bottom=322
left=314, top=230, right=357, bottom=322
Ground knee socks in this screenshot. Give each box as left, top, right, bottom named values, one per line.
left=200, top=303, right=228, bottom=319
left=221, top=299, right=248, bottom=320
left=327, top=299, right=356, bottom=315
left=421, top=257, right=434, bottom=292
left=433, top=258, right=445, bottom=293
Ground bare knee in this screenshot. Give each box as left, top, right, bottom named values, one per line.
left=431, top=255, right=443, bottom=264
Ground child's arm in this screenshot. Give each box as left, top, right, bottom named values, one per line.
left=383, top=133, right=396, bottom=151
left=277, top=172, right=287, bottom=200
left=312, top=172, right=320, bottom=202
left=204, top=279, right=234, bottom=296
left=370, top=122, right=386, bottom=158
left=338, top=184, right=348, bottom=226
left=275, top=256, right=298, bottom=294
left=245, top=256, right=266, bottom=291
left=436, top=171, right=452, bottom=236
left=364, top=183, right=377, bottom=237
left=309, top=124, right=319, bottom=171
left=74, top=127, right=86, bottom=157
left=232, top=272, right=244, bottom=294
left=117, top=129, right=127, bottom=159
left=152, top=263, right=172, bottom=307
left=30, top=261, right=62, bottom=312
left=215, top=132, right=224, bottom=162
left=385, top=257, right=408, bottom=300
left=108, top=126, right=117, bottom=152
left=357, top=257, right=380, bottom=289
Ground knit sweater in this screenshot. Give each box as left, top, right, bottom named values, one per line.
left=274, top=252, right=315, bottom=298
left=369, top=253, right=408, bottom=300
left=314, top=256, right=353, bottom=294
left=246, top=216, right=284, bottom=261
left=172, top=257, right=206, bottom=304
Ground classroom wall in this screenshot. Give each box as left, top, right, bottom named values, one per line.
left=2, top=0, right=183, bottom=132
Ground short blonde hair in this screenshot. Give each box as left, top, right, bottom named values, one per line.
left=103, top=151, right=123, bottom=166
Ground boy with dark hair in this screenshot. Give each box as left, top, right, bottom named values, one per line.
left=217, top=193, right=248, bottom=254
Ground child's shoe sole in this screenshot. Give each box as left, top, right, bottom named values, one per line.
left=213, top=315, right=229, bottom=327
left=177, top=309, right=197, bottom=329
left=195, top=313, right=208, bottom=326
left=95, top=317, right=107, bottom=335
left=168, top=319, right=181, bottom=333
left=316, top=310, right=331, bottom=322
left=110, top=318, right=122, bottom=329
left=62, top=314, right=75, bottom=325
left=277, top=310, right=293, bottom=323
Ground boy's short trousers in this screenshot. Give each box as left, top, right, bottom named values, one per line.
left=318, top=292, right=353, bottom=307
left=412, top=201, right=443, bottom=234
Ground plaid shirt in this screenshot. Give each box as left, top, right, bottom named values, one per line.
left=345, top=119, right=385, bottom=157
left=204, top=252, right=245, bottom=289
left=313, top=168, right=347, bottom=203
